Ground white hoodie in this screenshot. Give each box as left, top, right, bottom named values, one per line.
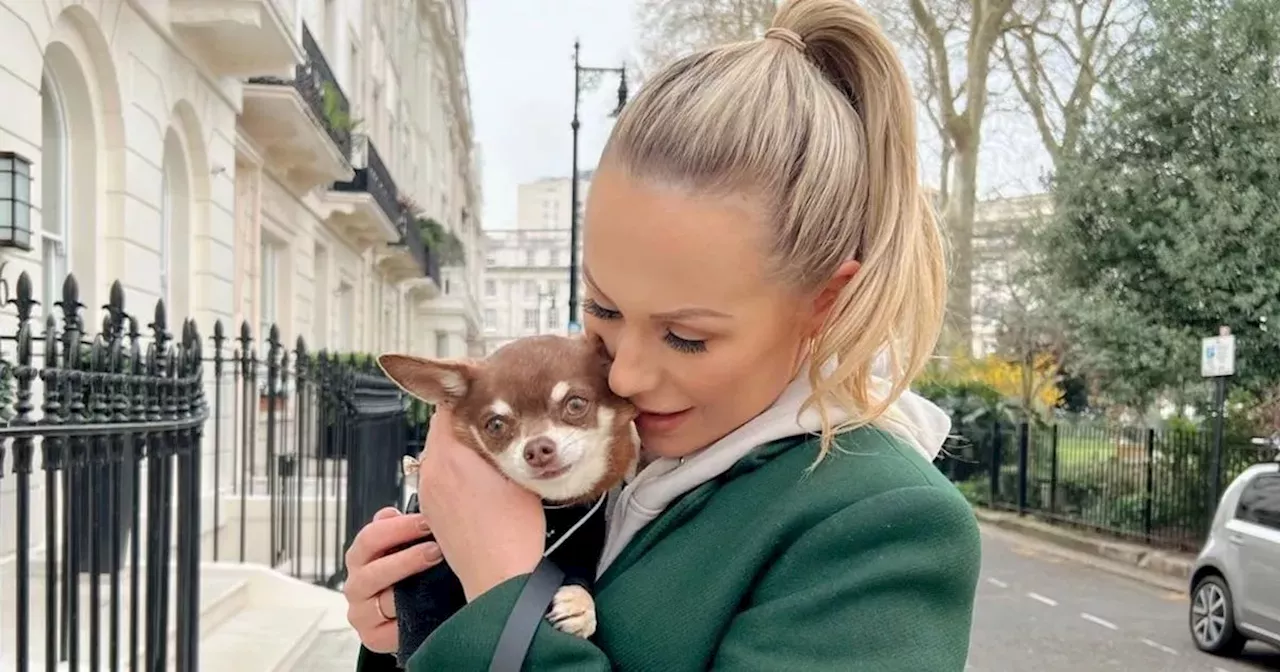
left=596, top=365, right=951, bottom=576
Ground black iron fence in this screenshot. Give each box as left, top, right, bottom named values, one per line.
left=938, top=418, right=1274, bottom=551
left=0, top=270, right=425, bottom=671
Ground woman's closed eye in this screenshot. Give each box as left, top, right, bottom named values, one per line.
left=584, top=298, right=708, bottom=354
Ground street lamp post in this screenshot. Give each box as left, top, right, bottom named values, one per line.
left=568, top=40, right=628, bottom=329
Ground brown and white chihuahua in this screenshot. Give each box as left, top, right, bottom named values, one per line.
left=377, top=335, right=639, bottom=665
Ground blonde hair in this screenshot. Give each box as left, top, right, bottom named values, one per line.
left=602, top=0, right=946, bottom=459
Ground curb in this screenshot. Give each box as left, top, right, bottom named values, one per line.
left=972, top=507, right=1196, bottom=584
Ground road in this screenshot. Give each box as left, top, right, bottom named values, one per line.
left=969, top=526, right=1280, bottom=672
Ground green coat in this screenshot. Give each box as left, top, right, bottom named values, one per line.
left=357, top=427, right=981, bottom=671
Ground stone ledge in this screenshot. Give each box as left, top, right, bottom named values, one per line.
left=973, top=507, right=1196, bottom=583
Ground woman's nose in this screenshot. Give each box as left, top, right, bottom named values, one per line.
left=606, top=332, right=659, bottom=400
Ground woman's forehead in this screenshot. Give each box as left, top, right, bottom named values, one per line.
left=583, top=173, right=774, bottom=309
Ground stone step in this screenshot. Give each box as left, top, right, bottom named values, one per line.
left=198, top=604, right=325, bottom=672
left=0, top=569, right=248, bottom=671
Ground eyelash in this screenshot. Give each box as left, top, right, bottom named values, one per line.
left=583, top=298, right=708, bottom=354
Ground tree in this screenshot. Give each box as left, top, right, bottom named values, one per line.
left=634, top=0, right=778, bottom=74
left=1041, top=0, right=1280, bottom=407
left=998, top=0, right=1148, bottom=168
left=632, top=0, right=1131, bottom=349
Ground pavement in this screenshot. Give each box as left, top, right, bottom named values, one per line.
left=969, top=524, right=1280, bottom=671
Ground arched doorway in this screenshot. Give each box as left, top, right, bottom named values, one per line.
left=160, top=127, right=192, bottom=323
left=40, top=72, right=71, bottom=312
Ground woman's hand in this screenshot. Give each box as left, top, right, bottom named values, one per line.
left=418, top=405, right=547, bottom=601
left=342, top=507, right=444, bottom=653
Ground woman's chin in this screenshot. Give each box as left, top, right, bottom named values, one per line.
left=639, top=434, right=700, bottom=461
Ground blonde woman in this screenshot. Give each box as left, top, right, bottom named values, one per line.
left=344, top=0, right=979, bottom=668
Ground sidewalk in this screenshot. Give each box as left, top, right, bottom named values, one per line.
left=972, top=507, right=1196, bottom=587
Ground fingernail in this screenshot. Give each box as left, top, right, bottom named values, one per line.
left=421, top=542, right=442, bottom=562
left=417, top=515, right=431, bottom=531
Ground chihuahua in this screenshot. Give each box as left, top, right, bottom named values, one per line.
left=377, top=335, right=639, bottom=666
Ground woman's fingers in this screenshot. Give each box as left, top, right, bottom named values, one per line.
left=372, top=506, right=401, bottom=522
left=360, top=620, right=401, bottom=655
left=346, top=591, right=402, bottom=653
left=344, top=511, right=433, bottom=570
left=344, top=541, right=443, bottom=601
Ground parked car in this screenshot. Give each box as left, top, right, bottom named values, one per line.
left=1188, top=454, right=1280, bottom=656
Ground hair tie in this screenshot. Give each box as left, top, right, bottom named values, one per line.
left=764, top=27, right=806, bottom=52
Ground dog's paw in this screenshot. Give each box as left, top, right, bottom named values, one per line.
left=547, top=585, right=596, bottom=638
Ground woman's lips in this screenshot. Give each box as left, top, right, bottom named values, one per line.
left=635, top=408, right=692, bottom=434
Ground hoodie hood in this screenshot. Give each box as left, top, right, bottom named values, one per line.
left=596, top=364, right=951, bottom=576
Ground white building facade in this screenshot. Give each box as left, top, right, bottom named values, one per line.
left=0, top=2, right=483, bottom=665
left=0, top=0, right=482, bottom=361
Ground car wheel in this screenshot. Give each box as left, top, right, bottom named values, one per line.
left=1190, top=574, right=1248, bottom=656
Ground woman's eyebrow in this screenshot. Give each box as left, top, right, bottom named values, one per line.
left=584, top=266, right=732, bottom=320
left=651, top=307, right=732, bottom=320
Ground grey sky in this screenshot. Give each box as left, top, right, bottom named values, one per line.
left=465, top=0, right=636, bottom=230
left=464, top=1, right=1052, bottom=231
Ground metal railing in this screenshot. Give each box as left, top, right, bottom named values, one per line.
left=938, top=419, right=1274, bottom=551
left=247, top=24, right=353, bottom=159
left=0, top=270, right=421, bottom=671
left=333, top=139, right=400, bottom=229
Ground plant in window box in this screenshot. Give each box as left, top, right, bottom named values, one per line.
left=415, top=217, right=466, bottom=267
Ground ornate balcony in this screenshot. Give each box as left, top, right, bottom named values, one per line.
left=240, top=24, right=353, bottom=192
left=325, top=139, right=401, bottom=247
left=170, top=0, right=302, bottom=77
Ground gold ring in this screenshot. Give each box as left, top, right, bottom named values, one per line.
left=374, top=593, right=394, bottom=622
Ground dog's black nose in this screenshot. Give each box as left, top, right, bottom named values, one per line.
left=523, top=437, right=557, bottom=467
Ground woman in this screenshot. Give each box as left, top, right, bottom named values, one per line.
left=343, top=0, right=980, bottom=668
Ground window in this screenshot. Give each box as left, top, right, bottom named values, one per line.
left=525, top=249, right=535, bottom=266
left=523, top=309, right=538, bottom=330
left=435, top=330, right=449, bottom=358
left=1236, top=472, right=1280, bottom=531
left=546, top=307, right=559, bottom=331
left=41, top=74, right=69, bottom=313
left=483, top=309, right=496, bottom=330
left=549, top=249, right=560, bottom=267
left=524, top=280, right=537, bottom=298
left=259, top=243, right=281, bottom=346
left=546, top=280, right=560, bottom=299
left=485, top=279, right=496, bottom=297
left=486, top=252, right=496, bottom=266
left=336, top=281, right=353, bottom=351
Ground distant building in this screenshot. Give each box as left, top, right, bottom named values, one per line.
left=481, top=173, right=593, bottom=350
left=970, top=194, right=1054, bottom=357
left=514, top=170, right=592, bottom=230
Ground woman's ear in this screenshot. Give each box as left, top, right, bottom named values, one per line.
left=809, top=260, right=861, bottom=335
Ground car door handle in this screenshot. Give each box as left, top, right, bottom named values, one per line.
left=1228, top=533, right=1245, bottom=545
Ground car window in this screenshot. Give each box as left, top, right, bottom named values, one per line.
left=1235, top=471, right=1280, bottom=531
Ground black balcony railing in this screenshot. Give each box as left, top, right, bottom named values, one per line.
left=0, top=269, right=424, bottom=670
left=248, top=24, right=353, bottom=160
left=396, top=215, right=442, bottom=286
left=334, top=140, right=399, bottom=227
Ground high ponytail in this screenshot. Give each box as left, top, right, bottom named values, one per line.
left=604, top=0, right=946, bottom=460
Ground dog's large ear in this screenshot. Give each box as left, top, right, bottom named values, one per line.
left=376, top=354, right=476, bottom=404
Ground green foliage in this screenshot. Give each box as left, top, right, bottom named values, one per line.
left=321, top=81, right=362, bottom=133
left=327, top=350, right=432, bottom=428
left=416, top=218, right=466, bottom=267
left=1040, top=0, right=1280, bottom=407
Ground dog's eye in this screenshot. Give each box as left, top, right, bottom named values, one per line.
left=484, top=417, right=508, bottom=435
left=564, top=396, right=589, bottom=416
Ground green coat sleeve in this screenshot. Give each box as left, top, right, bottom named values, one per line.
left=711, top=485, right=981, bottom=670
left=405, top=484, right=979, bottom=671
left=405, top=574, right=611, bottom=671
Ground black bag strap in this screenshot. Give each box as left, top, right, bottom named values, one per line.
left=487, top=557, right=566, bottom=672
